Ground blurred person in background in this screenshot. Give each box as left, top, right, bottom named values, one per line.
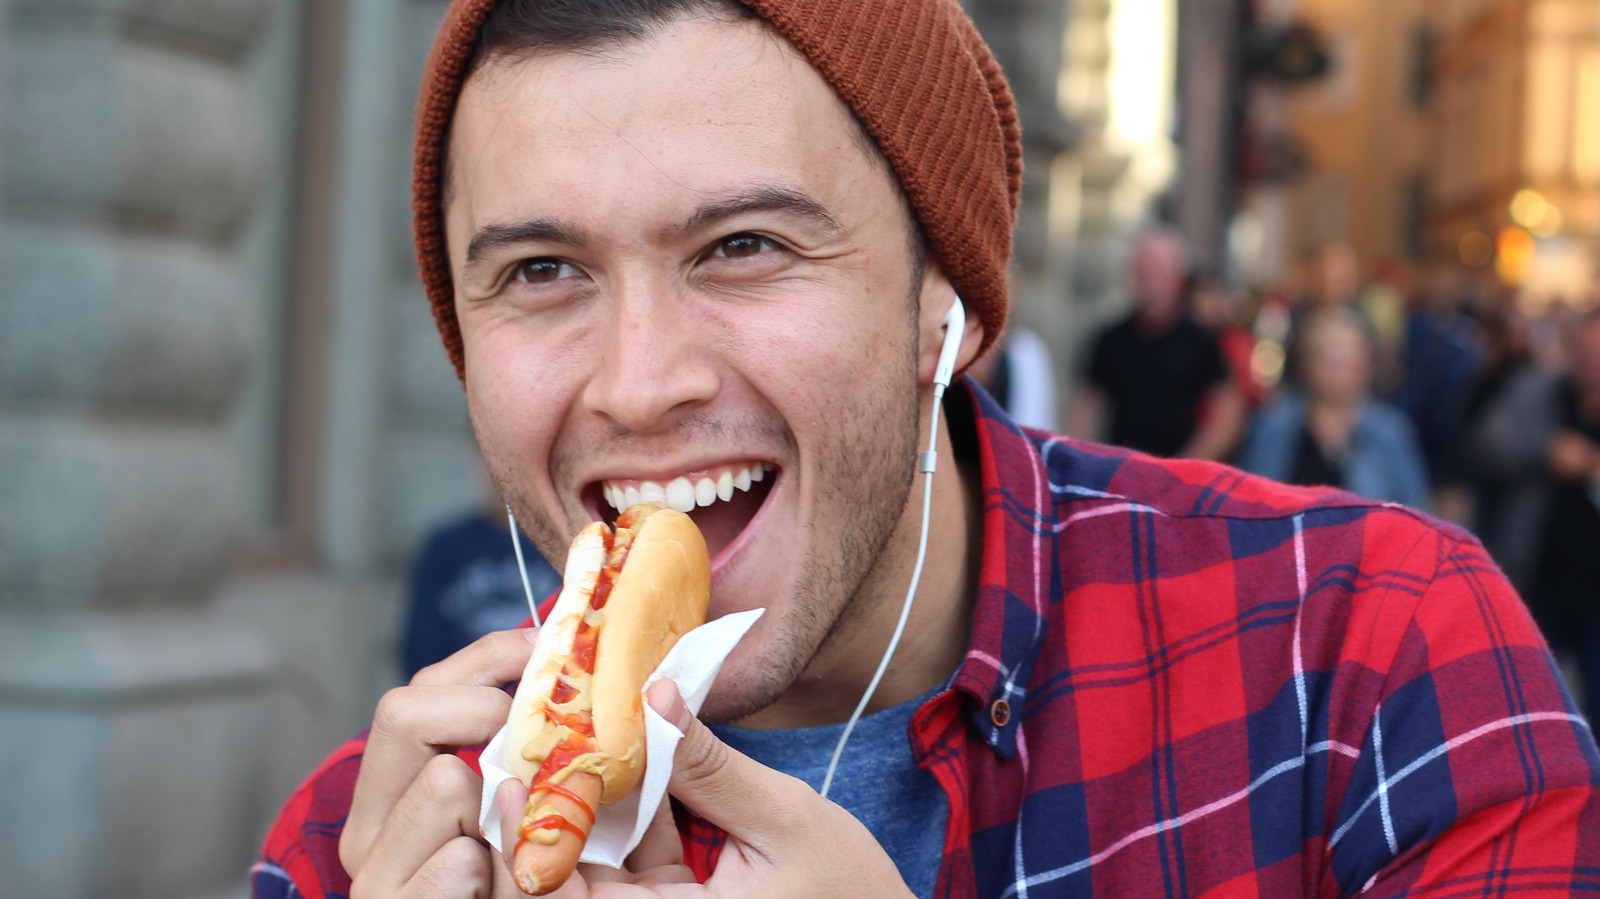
left=1290, top=244, right=1407, bottom=394
left=1533, top=309, right=1600, bottom=720
left=1237, top=306, right=1433, bottom=510
left=1460, top=296, right=1537, bottom=563
left=1305, top=242, right=1363, bottom=312
left=1467, top=306, right=1600, bottom=721
left=1464, top=294, right=1535, bottom=428
left=1386, top=267, right=1484, bottom=523
left=401, top=471, right=562, bottom=679
left=1187, top=269, right=1268, bottom=414
left=1066, top=226, right=1245, bottom=459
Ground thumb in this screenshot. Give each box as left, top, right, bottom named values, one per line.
left=646, top=680, right=810, bottom=849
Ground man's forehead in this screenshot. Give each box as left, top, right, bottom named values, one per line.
left=443, top=15, right=887, bottom=207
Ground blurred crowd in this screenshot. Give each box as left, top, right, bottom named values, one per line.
left=1062, top=227, right=1600, bottom=719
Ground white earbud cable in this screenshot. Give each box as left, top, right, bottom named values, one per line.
left=820, top=297, right=964, bottom=798
left=819, top=380, right=949, bottom=798
left=507, top=506, right=542, bottom=628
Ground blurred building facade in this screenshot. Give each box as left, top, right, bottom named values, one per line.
left=1425, top=0, right=1598, bottom=306
left=0, top=1, right=484, bottom=896
left=0, top=1, right=1078, bottom=897
left=1054, top=0, right=1182, bottom=372
left=1241, top=0, right=1428, bottom=279
left=1229, top=0, right=1598, bottom=302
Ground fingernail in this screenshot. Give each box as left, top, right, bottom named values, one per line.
left=495, top=780, right=518, bottom=816
left=647, top=679, right=692, bottom=731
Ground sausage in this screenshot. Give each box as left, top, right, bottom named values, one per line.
left=513, top=770, right=604, bottom=895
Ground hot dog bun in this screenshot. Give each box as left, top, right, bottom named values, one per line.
left=502, top=503, right=710, bottom=893
left=588, top=506, right=711, bottom=800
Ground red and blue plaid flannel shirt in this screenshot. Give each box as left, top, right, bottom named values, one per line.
left=254, top=381, right=1600, bottom=898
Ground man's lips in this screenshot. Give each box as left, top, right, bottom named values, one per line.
left=589, top=461, right=777, bottom=561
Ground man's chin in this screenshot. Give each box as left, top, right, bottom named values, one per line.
left=696, top=656, right=799, bottom=725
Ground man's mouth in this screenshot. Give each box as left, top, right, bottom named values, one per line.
left=593, top=462, right=776, bottom=560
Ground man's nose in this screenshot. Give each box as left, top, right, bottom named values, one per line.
left=580, top=284, right=718, bottom=433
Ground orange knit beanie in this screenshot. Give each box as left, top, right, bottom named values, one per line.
left=413, top=0, right=1022, bottom=377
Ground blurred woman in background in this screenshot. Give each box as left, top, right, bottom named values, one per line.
left=1237, top=306, right=1433, bottom=511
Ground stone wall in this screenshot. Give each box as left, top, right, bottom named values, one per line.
left=0, top=1, right=292, bottom=896
left=0, top=0, right=484, bottom=893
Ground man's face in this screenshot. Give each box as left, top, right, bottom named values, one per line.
left=1304, top=322, right=1372, bottom=407
left=1132, top=232, right=1186, bottom=319
left=443, top=16, right=935, bottom=721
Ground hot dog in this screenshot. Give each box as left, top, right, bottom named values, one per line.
left=501, top=502, right=711, bottom=895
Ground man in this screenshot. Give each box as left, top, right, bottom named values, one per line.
left=1471, top=309, right=1600, bottom=723
left=255, top=1, right=1599, bottom=897
left=1535, top=308, right=1600, bottom=723
left=1067, top=227, right=1245, bottom=460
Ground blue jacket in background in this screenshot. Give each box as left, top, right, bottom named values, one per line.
left=1236, top=390, right=1434, bottom=512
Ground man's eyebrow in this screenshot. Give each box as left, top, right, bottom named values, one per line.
left=672, top=188, right=844, bottom=239
left=464, top=219, right=588, bottom=269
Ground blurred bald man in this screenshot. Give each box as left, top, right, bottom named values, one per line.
left=1067, top=227, right=1246, bottom=459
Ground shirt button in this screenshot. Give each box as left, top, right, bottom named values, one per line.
left=989, top=698, right=1011, bottom=727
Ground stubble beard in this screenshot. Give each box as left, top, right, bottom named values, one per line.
left=698, top=369, right=921, bottom=723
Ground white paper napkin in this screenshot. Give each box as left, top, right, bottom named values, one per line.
left=478, top=608, right=764, bottom=867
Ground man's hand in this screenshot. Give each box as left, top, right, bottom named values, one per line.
left=341, top=628, right=538, bottom=898
left=647, top=680, right=916, bottom=898
left=340, top=632, right=913, bottom=899
left=1548, top=429, right=1599, bottom=482
left=503, top=680, right=915, bottom=899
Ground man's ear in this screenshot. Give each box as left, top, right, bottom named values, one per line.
left=917, top=263, right=986, bottom=386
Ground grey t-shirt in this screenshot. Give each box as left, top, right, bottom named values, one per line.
left=708, top=688, right=949, bottom=898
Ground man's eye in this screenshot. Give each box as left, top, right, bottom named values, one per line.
left=712, top=234, right=778, bottom=259
left=512, top=258, right=577, bottom=283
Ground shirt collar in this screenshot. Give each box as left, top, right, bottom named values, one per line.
left=942, top=378, right=1057, bottom=759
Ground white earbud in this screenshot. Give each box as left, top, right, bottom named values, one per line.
left=934, top=296, right=966, bottom=390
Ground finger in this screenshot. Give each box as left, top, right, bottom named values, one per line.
left=402, top=836, right=496, bottom=899
left=582, top=870, right=694, bottom=889
left=622, top=774, right=684, bottom=873
left=628, top=863, right=699, bottom=889
left=648, top=679, right=810, bottom=853
left=345, top=684, right=513, bottom=867
left=412, top=627, right=542, bottom=687
left=348, top=755, right=490, bottom=897
left=496, top=778, right=530, bottom=867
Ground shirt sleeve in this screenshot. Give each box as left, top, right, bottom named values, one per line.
left=253, top=734, right=369, bottom=899
left=249, top=861, right=305, bottom=899
left=1325, top=528, right=1600, bottom=897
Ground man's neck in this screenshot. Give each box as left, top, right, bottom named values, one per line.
left=1306, top=396, right=1360, bottom=447
left=1136, top=306, right=1181, bottom=336
left=733, top=390, right=982, bottom=729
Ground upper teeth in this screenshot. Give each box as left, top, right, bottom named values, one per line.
left=603, top=463, right=771, bottom=514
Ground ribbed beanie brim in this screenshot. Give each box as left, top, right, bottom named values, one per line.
left=413, top=0, right=1022, bottom=378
